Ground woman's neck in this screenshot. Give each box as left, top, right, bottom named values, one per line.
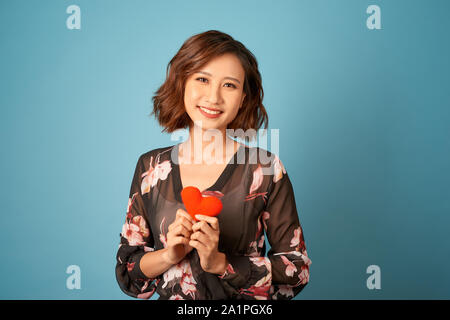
left=179, top=126, right=239, bottom=165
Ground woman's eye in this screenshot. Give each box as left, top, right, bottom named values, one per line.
left=196, top=77, right=236, bottom=89
left=225, top=83, right=237, bottom=89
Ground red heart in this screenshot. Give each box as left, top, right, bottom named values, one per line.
left=181, top=186, right=223, bottom=221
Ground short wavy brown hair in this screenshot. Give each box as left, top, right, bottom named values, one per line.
left=151, top=30, right=268, bottom=138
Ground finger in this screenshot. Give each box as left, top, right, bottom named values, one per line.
left=171, top=236, right=190, bottom=246
left=189, top=239, right=208, bottom=253
left=192, top=220, right=215, bottom=236
left=194, top=215, right=219, bottom=231
left=179, top=216, right=194, bottom=231
left=176, top=208, right=195, bottom=223
left=190, top=231, right=209, bottom=246
left=169, top=224, right=191, bottom=239
left=169, top=215, right=193, bottom=233
left=168, top=216, right=182, bottom=232
left=168, top=220, right=177, bottom=232
left=192, top=229, right=219, bottom=249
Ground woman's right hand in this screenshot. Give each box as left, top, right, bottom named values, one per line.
left=164, top=208, right=195, bottom=265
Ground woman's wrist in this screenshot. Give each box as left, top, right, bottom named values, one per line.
left=161, top=248, right=177, bottom=265
left=139, top=247, right=175, bottom=279
left=210, top=252, right=229, bottom=275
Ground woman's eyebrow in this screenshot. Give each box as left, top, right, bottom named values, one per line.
left=196, top=71, right=241, bottom=84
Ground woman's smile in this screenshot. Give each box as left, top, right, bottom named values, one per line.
left=197, top=105, right=224, bottom=118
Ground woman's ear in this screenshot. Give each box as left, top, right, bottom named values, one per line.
left=239, top=93, right=246, bottom=109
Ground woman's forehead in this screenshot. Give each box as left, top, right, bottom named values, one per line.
left=194, top=55, right=245, bottom=80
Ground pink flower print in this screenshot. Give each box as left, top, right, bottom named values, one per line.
left=137, top=291, right=153, bottom=299
left=245, top=192, right=268, bottom=203
left=239, top=257, right=272, bottom=300
left=141, top=156, right=172, bottom=195
left=162, top=259, right=197, bottom=299
left=159, top=217, right=167, bottom=248
left=137, top=281, right=158, bottom=300
left=290, top=227, right=302, bottom=248
left=122, top=219, right=146, bottom=246
left=127, top=262, right=135, bottom=272
left=297, top=264, right=310, bottom=285
left=249, top=256, right=271, bottom=268
left=162, top=264, right=183, bottom=289
left=249, top=165, right=264, bottom=194
left=201, top=190, right=224, bottom=198
left=239, top=283, right=270, bottom=300
left=179, top=260, right=197, bottom=299
left=273, top=154, right=286, bottom=183
left=258, top=234, right=265, bottom=248
left=249, top=211, right=267, bottom=256
left=169, top=294, right=185, bottom=300
left=219, top=263, right=236, bottom=279
left=127, top=194, right=136, bottom=214
left=133, top=216, right=149, bottom=238
left=249, top=235, right=266, bottom=256
left=256, top=212, right=262, bottom=237
left=274, top=251, right=310, bottom=286
left=245, top=165, right=268, bottom=203
left=304, top=250, right=312, bottom=265
left=123, top=193, right=150, bottom=244
left=141, top=279, right=151, bottom=291
left=125, top=193, right=138, bottom=220
left=276, top=285, right=294, bottom=298
left=274, top=250, right=311, bottom=268
left=280, top=255, right=297, bottom=277
left=249, top=241, right=258, bottom=256
left=262, top=211, right=270, bottom=231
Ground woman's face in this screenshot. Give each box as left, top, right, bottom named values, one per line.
left=184, top=53, right=246, bottom=133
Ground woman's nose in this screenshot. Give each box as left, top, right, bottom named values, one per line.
left=206, top=84, right=222, bottom=104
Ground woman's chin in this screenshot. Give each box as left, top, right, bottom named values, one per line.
left=191, top=121, right=225, bottom=132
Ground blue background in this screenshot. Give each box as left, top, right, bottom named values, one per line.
left=1, top=0, right=449, bottom=299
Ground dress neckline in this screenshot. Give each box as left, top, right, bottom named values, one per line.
left=171, top=143, right=244, bottom=203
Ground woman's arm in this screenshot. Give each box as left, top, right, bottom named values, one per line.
left=116, top=155, right=160, bottom=299
left=218, top=156, right=311, bottom=300
left=139, top=248, right=174, bottom=279
left=140, top=207, right=197, bottom=278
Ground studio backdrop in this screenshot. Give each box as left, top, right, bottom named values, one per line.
left=0, top=0, right=449, bottom=299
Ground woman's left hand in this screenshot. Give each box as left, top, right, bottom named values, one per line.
left=189, top=215, right=227, bottom=274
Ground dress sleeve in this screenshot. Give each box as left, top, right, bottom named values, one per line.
left=218, top=156, right=312, bottom=300
left=115, top=155, right=159, bottom=299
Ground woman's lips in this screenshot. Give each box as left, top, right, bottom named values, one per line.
left=198, top=105, right=222, bottom=112
left=197, top=106, right=223, bottom=118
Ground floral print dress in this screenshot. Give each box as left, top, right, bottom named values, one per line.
left=116, top=143, right=312, bottom=300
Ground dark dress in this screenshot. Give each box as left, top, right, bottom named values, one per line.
left=115, top=143, right=312, bottom=300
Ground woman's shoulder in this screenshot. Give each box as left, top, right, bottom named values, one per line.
left=244, top=144, right=283, bottom=166
left=138, top=145, right=177, bottom=166
left=243, top=144, right=287, bottom=181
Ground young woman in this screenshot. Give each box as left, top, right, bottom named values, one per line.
left=115, top=30, right=311, bottom=300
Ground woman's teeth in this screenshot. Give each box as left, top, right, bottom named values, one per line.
left=199, top=106, right=221, bottom=114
